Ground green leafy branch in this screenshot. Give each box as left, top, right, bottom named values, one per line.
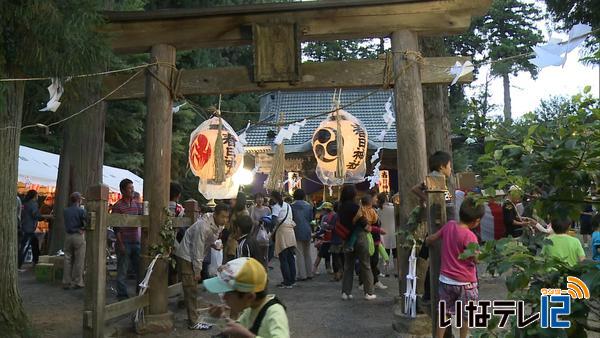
left=149, top=207, right=177, bottom=268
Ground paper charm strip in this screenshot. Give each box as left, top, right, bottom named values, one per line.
left=530, top=23, right=592, bottom=69
left=404, top=242, right=418, bottom=318
left=274, top=119, right=307, bottom=145
left=39, top=78, right=63, bottom=112
left=449, top=61, right=474, bottom=86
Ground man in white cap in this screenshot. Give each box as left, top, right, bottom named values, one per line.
left=205, top=257, right=290, bottom=338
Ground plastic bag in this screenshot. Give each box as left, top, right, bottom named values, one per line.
left=366, top=232, right=375, bottom=256
left=208, top=244, right=223, bottom=276
left=256, top=224, right=270, bottom=246
left=378, top=243, right=389, bottom=262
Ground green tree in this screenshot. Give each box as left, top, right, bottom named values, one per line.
left=302, top=39, right=382, bottom=62
left=480, top=0, right=543, bottom=122
left=0, top=1, right=109, bottom=335
left=464, top=89, right=600, bottom=337
left=479, top=88, right=599, bottom=218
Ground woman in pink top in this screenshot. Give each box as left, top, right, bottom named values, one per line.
left=426, top=197, right=484, bottom=338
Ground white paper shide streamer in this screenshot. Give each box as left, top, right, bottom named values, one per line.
left=367, top=94, right=396, bottom=188
left=365, top=147, right=383, bottom=189
left=236, top=121, right=251, bottom=153
left=39, top=78, right=63, bottom=112
left=274, top=119, right=307, bottom=145
left=448, top=61, right=474, bottom=86
left=172, top=102, right=187, bottom=113
left=530, top=24, right=592, bottom=69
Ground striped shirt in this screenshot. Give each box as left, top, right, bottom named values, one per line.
left=111, top=198, right=142, bottom=243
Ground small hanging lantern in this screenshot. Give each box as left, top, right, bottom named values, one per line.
left=312, top=109, right=368, bottom=186
left=189, top=116, right=243, bottom=199
left=379, top=170, right=390, bottom=193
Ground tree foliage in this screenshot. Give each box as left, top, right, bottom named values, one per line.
left=464, top=238, right=600, bottom=337
left=457, top=91, right=600, bottom=337
left=481, top=0, right=543, bottom=78
left=1, top=1, right=110, bottom=336
left=303, top=39, right=383, bottom=62
left=479, top=88, right=599, bottom=218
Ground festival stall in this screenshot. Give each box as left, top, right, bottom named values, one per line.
left=18, top=145, right=144, bottom=205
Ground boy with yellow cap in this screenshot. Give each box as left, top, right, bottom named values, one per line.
left=205, top=257, right=290, bottom=338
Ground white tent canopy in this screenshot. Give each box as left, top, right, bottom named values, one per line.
left=18, top=145, right=144, bottom=193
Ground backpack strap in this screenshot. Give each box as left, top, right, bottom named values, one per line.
left=249, top=297, right=285, bottom=335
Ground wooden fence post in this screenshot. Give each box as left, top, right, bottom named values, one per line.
left=83, top=184, right=108, bottom=338
left=426, top=175, right=448, bottom=336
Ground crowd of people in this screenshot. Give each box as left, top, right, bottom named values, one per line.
left=167, top=183, right=401, bottom=334
left=14, top=150, right=600, bottom=338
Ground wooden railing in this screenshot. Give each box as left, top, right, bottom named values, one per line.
left=82, top=184, right=198, bottom=338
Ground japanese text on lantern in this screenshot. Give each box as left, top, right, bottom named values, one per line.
left=347, top=123, right=366, bottom=170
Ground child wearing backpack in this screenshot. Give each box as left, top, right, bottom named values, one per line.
left=426, top=197, right=484, bottom=338
left=343, top=194, right=379, bottom=252
left=206, top=257, right=290, bottom=338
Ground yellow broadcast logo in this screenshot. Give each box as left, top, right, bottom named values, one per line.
left=564, top=276, right=590, bottom=300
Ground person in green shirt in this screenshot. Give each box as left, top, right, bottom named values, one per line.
left=204, top=257, right=290, bottom=338
left=541, top=216, right=585, bottom=267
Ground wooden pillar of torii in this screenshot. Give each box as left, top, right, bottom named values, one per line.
left=139, top=44, right=176, bottom=332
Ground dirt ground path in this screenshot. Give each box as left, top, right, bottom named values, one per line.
left=20, top=259, right=506, bottom=337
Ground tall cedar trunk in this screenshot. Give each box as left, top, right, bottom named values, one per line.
left=502, top=73, right=512, bottom=122
left=0, top=76, right=33, bottom=336
left=420, top=36, right=452, bottom=158
left=50, top=81, right=106, bottom=254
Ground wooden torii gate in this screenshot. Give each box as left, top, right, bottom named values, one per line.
left=84, top=0, right=491, bottom=336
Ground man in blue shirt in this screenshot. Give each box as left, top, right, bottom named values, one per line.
left=62, top=192, right=87, bottom=289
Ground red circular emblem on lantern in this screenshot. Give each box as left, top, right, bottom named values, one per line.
left=189, top=134, right=212, bottom=174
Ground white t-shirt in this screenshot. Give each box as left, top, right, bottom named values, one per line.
left=271, top=202, right=292, bottom=225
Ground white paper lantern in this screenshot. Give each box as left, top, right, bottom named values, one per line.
left=189, top=116, right=243, bottom=199
left=312, top=109, right=368, bottom=186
